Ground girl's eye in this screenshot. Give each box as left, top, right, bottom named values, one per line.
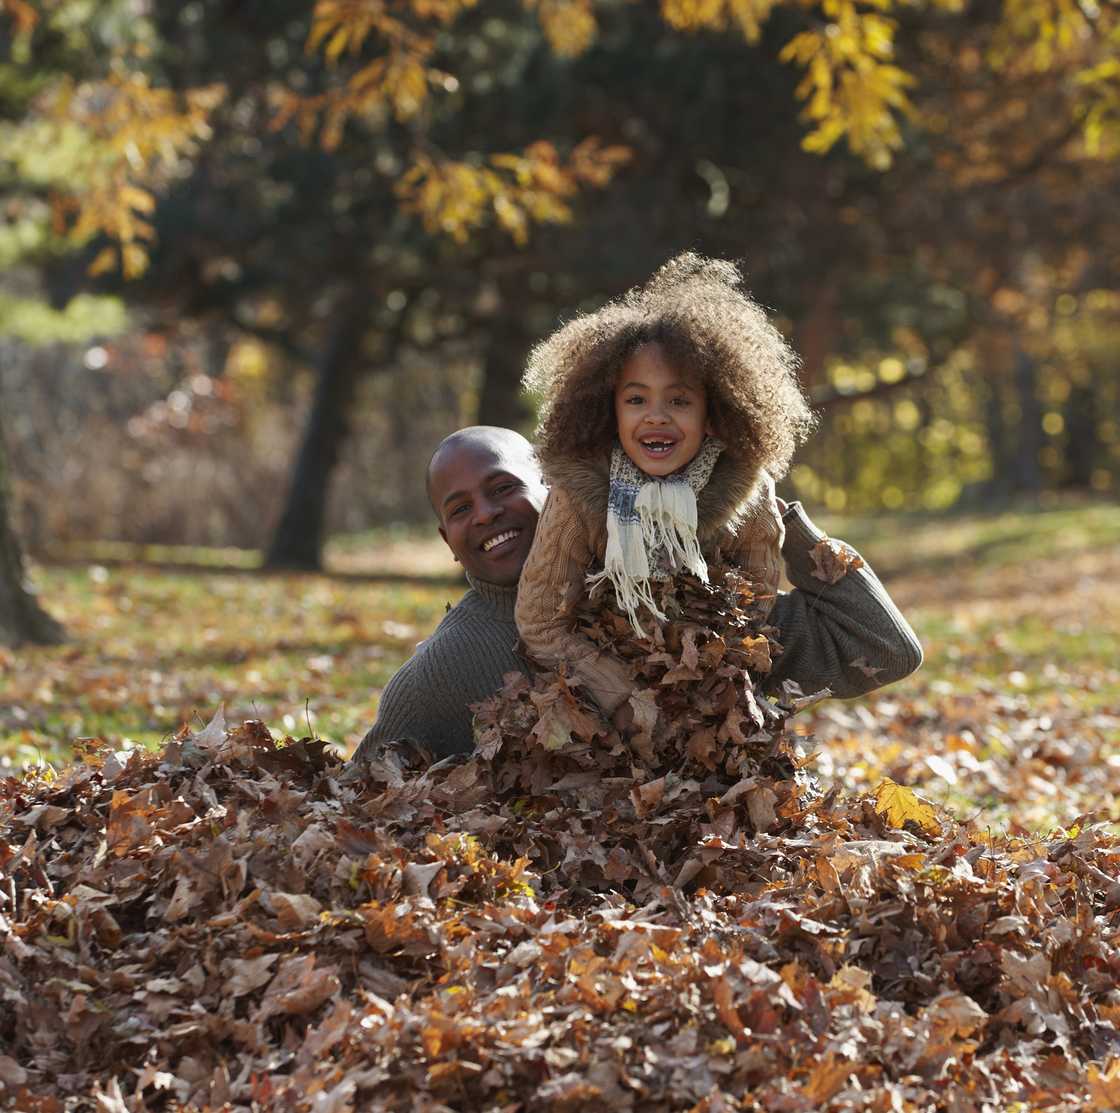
left=625, top=395, right=644, bottom=405
left=671, top=397, right=691, bottom=407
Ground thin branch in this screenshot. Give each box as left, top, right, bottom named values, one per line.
left=812, top=367, right=929, bottom=410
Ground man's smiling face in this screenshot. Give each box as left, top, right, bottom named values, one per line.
left=429, top=434, right=547, bottom=586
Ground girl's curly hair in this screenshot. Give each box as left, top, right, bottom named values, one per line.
left=524, top=253, right=817, bottom=477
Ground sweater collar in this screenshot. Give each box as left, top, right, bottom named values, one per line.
left=465, top=573, right=519, bottom=620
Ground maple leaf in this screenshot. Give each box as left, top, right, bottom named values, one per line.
left=256, top=955, right=341, bottom=1021
left=802, top=1053, right=855, bottom=1103
left=1087, top=1059, right=1120, bottom=1112
left=809, top=537, right=865, bottom=584
left=529, top=683, right=600, bottom=750
left=922, top=995, right=987, bottom=1052
left=873, top=778, right=943, bottom=837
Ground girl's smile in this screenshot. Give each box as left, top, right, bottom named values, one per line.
left=613, top=341, right=711, bottom=476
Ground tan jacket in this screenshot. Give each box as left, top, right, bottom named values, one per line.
left=515, top=451, right=784, bottom=715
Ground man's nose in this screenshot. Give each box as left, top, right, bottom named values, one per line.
left=473, top=495, right=502, bottom=525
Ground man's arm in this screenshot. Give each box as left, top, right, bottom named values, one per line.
left=765, top=502, right=923, bottom=700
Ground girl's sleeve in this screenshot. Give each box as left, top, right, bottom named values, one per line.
left=722, top=470, right=786, bottom=617
left=516, top=486, right=635, bottom=716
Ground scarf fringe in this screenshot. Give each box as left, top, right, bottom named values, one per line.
left=586, top=439, right=722, bottom=639
left=587, top=523, right=667, bottom=639
left=635, top=480, right=710, bottom=584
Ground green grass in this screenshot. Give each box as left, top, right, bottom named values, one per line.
left=1, top=563, right=460, bottom=769
left=818, top=496, right=1120, bottom=577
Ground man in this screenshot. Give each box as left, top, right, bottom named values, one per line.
left=351, top=426, right=921, bottom=764
left=352, top=427, right=546, bottom=762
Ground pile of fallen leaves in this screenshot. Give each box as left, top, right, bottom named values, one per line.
left=4, top=567, right=1120, bottom=1110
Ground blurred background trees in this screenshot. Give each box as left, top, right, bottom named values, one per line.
left=0, top=0, right=1117, bottom=633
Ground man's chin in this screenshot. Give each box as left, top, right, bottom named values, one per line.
left=470, top=544, right=530, bottom=587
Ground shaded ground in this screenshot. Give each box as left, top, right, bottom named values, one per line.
left=3, top=500, right=1118, bottom=832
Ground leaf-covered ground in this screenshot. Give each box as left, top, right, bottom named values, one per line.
left=3, top=500, right=1117, bottom=833
left=2, top=501, right=1120, bottom=1111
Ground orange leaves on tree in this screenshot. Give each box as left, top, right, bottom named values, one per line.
left=280, top=0, right=478, bottom=146
left=662, top=0, right=781, bottom=45
left=779, top=2, right=916, bottom=169
left=523, top=0, right=599, bottom=57
left=396, top=139, right=631, bottom=245
left=281, top=0, right=629, bottom=244
left=664, top=0, right=917, bottom=167
left=48, top=73, right=225, bottom=278
left=0, top=0, right=37, bottom=35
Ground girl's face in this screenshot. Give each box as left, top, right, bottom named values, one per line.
left=613, top=342, right=711, bottom=477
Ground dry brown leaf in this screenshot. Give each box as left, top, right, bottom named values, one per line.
left=802, top=1053, right=855, bottom=1103
left=809, top=537, right=865, bottom=584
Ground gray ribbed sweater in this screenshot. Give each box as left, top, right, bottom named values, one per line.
left=351, top=502, right=922, bottom=762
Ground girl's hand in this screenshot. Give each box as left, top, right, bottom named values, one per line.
left=774, top=494, right=789, bottom=516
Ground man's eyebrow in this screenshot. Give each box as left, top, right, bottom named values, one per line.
left=439, top=469, right=518, bottom=510
left=440, top=487, right=469, bottom=510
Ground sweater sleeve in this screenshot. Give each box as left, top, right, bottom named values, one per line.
left=720, top=469, right=785, bottom=620
left=764, top=502, right=923, bottom=699
left=515, top=486, right=634, bottom=716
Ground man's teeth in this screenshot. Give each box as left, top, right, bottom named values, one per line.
left=482, top=529, right=520, bottom=552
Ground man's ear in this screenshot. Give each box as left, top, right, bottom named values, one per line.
left=437, top=524, right=460, bottom=563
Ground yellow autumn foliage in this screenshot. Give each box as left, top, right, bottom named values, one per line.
left=25, top=73, right=225, bottom=278
left=4, top=0, right=1118, bottom=274
left=397, top=139, right=631, bottom=245
left=524, top=0, right=598, bottom=57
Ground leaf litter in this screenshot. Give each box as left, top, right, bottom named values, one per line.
left=3, top=564, right=1120, bottom=1111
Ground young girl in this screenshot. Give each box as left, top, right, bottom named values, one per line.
left=516, top=253, right=816, bottom=725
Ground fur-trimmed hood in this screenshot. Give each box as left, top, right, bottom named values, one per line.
left=538, top=445, right=766, bottom=545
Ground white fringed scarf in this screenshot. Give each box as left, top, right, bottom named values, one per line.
left=586, top=437, right=724, bottom=637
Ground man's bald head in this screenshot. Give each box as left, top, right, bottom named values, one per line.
left=426, top=426, right=547, bottom=586
left=426, top=426, right=541, bottom=512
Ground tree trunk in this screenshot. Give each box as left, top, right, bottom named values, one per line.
left=0, top=431, right=63, bottom=646
left=1063, top=379, right=1097, bottom=489
left=474, top=268, right=534, bottom=431
left=476, top=331, right=532, bottom=431
left=982, top=376, right=1011, bottom=499
left=1010, top=346, right=1043, bottom=495
left=264, top=298, right=367, bottom=571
